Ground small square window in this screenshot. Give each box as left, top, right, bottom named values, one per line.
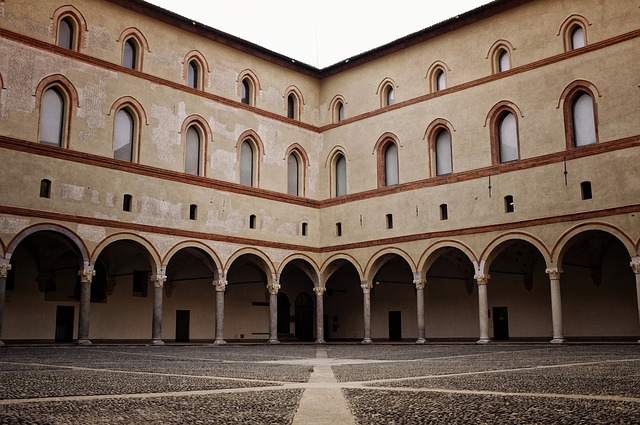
left=439, top=204, right=448, bottom=221
left=132, top=270, right=148, bottom=297
left=581, top=181, right=593, bottom=200
left=504, top=195, right=514, bottom=213
left=40, top=179, right=51, bottom=198
left=123, top=194, right=132, bottom=212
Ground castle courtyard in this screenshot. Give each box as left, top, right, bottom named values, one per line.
left=0, top=344, right=639, bottom=424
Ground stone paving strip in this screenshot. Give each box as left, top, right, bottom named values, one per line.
left=291, top=348, right=356, bottom=425
left=1, top=345, right=639, bottom=423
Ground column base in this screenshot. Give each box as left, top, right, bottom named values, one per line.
left=315, top=339, right=326, bottom=344
left=268, top=339, right=281, bottom=344
left=415, top=338, right=427, bottom=344
left=76, top=338, right=92, bottom=346
left=151, top=339, right=165, bottom=346
left=213, top=339, right=227, bottom=346
left=476, top=338, right=490, bottom=344
left=361, top=338, right=373, bottom=344
left=550, top=338, right=565, bottom=344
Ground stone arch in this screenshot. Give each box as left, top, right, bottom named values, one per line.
left=278, top=253, right=320, bottom=286
left=225, top=247, right=276, bottom=282
left=478, top=232, right=552, bottom=276
left=418, top=239, right=478, bottom=278
left=162, top=240, right=222, bottom=277
left=6, top=223, right=89, bottom=265
left=365, top=247, right=416, bottom=283
left=320, top=253, right=364, bottom=283
left=552, top=222, right=636, bottom=266
left=90, top=232, right=161, bottom=274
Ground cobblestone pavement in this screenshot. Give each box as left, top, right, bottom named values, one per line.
left=0, top=344, right=638, bottom=424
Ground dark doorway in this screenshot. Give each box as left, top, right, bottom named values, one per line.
left=55, top=306, right=74, bottom=342
left=295, top=293, right=314, bottom=340
left=388, top=311, right=402, bottom=341
left=493, top=306, right=509, bottom=340
left=277, top=293, right=291, bottom=334
left=176, top=310, right=190, bottom=342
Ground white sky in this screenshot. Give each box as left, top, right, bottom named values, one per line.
left=145, top=0, right=491, bottom=68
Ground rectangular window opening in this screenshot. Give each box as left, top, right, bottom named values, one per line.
left=249, top=214, right=256, bottom=229
left=132, top=270, right=149, bottom=297
left=336, top=222, right=342, bottom=237
left=301, top=222, right=308, bottom=236
left=386, top=214, right=393, bottom=229
left=189, top=204, right=198, bottom=220
left=504, top=195, right=515, bottom=213
left=581, top=181, right=593, bottom=200
left=123, top=194, right=132, bottom=212
left=39, top=179, right=51, bottom=198
left=440, top=204, right=448, bottom=221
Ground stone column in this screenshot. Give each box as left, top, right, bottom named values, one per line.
left=151, top=274, right=166, bottom=345
left=77, top=265, right=96, bottom=346
left=630, top=259, right=640, bottom=344
left=546, top=268, right=564, bottom=344
left=267, top=280, right=281, bottom=344
left=361, top=280, right=372, bottom=344
left=475, top=274, right=490, bottom=344
left=415, top=278, right=426, bottom=344
left=213, top=279, right=227, bottom=345
left=0, top=259, right=12, bottom=346
left=313, top=286, right=326, bottom=344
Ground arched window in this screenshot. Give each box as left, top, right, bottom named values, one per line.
left=241, top=78, right=252, bottom=105
left=57, top=17, right=75, bottom=50
left=572, top=92, right=596, bottom=147
left=383, top=142, right=399, bottom=186
left=240, top=139, right=254, bottom=186
left=113, top=108, right=135, bottom=161
left=287, top=153, right=300, bottom=196
left=435, top=69, right=446, bottom=91
left=287, top=93, right=298, bottom=119
left=498, top=112, right=519, bottom=162
left=570, top=25, right=585, bottom=49
left=434, top=129, right=452, bottom=175
left=39, top=88, right=65, bottom=147
left=187, top=60, right=199, bottom=89
left=123, top=38, right=138, bottom=70
left=335, top=153, right=347, bottom=197
left=335, top=101, right=344, bottom=123
left=497, top=48, right=510, bottom=72
left=185, top=126, right=201, bottom=175
left=383, top=85, right=394, bottom=106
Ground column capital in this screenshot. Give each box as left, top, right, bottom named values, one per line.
left=545, top=268, right=563, bottom=279
left=630, top=259, right=640, bottom=274
left=213, top=279, right=227, bottom=292
left=267, top=281, right=280, bottom=295
left=78, top=266, right=96, bottom=283
left=313, top=286, right=326, bottom=296
left=414, top=279, right=425, bottom=290
left=151, top=275, right=167, bottom=288
left=0, top=259, right=12, bottom=278
left=474, top=274, right=490, bottom=285
left=361, top=280, right=372, bottom=293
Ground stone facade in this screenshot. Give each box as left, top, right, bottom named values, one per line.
left=0, top=0, right=639, bottom=344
